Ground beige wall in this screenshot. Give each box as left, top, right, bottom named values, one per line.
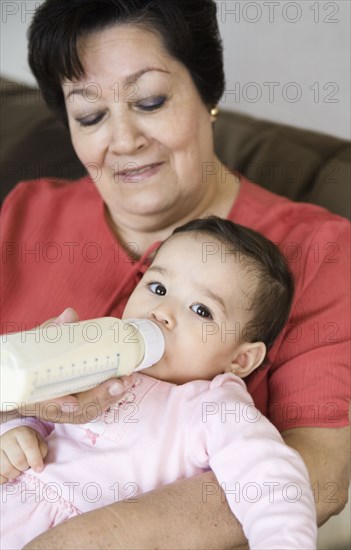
left=217, top=0, right=350, bottom=139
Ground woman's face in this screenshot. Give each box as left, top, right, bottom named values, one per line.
left=63, top=25, right=217, bottom=231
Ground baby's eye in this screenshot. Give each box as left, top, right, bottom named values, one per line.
left=191, top=304, right=212, bottom=319
left=148, top=282, right=166, bottom=296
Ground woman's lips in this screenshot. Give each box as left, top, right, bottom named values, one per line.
left=113, top=162, right=163, bottom=182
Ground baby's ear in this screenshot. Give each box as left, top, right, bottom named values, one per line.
left=226, top=342, right=266, bottom=378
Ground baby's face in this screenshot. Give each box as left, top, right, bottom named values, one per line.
left=123, top=233, right=254, bottom=384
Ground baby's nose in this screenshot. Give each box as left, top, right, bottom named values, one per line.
left=150, top=306, right=175, bottom=329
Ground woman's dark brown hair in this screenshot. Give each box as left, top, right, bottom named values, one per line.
left=28, top=0, right=225, bottom=123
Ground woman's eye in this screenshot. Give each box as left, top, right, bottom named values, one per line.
left=76, top=113, right=104, bottom=127
left=191, top=304, right=212, bottom=319
left=137, top=96, right=166, bottom=112
left=148, top=282, right=166, bottom=296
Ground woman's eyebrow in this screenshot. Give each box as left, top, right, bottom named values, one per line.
left=64, top=68, right=170, bottom=99
left=125, top=67, right=170, bottom=85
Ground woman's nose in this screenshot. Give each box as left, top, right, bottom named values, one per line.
left=108, top=113, right=148, bottom=155
left=150, top=305, right=175, bottom=329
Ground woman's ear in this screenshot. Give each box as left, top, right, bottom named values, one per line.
left=225, top=342, right=266, bottom=378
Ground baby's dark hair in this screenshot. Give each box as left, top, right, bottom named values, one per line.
left=172, top=216, right=294, bottom=353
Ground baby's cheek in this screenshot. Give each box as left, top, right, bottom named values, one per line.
left=122, top=295, right=140, bottom=318
left=121, top=302, right=132, bottom=318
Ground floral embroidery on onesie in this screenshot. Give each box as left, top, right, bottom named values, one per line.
left=81, top=376, right=143, bottom=444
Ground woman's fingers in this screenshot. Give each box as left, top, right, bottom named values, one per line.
left=35, top=307, right=80, bottom=330
left=20, top=378, right=133, bottom=424
left=65, top=377, right=134, bottom=424
left=54, top=307, right=79, bottom=325
left=71, top=378, right=134, bottom=423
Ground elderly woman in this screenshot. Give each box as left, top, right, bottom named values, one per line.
left=1, top=0, right=349, bottom=549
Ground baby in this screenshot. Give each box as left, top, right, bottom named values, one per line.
left=0, top=216, right=317, bottom=549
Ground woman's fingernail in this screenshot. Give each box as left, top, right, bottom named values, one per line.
left=56, top=308, right=71, bottom=324
left=108, top=382, right=123, bottom=396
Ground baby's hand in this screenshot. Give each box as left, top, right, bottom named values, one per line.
left=0, top=427, right=48, bottom=484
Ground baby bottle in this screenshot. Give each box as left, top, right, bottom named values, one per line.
left=0, top=318, right=164, bottom=410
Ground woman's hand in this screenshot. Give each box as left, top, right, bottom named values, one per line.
left=0, top=426, right=48, bottom=484
left=16, top=308, right=132, bottom=425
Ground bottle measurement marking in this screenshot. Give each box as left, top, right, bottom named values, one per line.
left=34, top=366, right=118, bottom=390
left=32, top=355, right=120, bottom=391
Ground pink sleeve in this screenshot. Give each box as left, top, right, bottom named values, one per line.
left=188, top=375, right=317, bottom=549
left=268, top=218, right=350, bottom=431
left=0, top=417, right=54, bottom=439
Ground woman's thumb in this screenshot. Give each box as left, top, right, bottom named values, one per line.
left=55, top=307, right=79, bottom=324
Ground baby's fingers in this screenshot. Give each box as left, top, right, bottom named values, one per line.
left=2, top=439, right=30, bottom=473
left=37, top=436, right=49, bottom=463
left=0, top=450, right=22, bottom=483
left=16, top=430, right=47, bottom=473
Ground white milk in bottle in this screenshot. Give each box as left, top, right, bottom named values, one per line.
left=0, top=318, right=164, bottom=410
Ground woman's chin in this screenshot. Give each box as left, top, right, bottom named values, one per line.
left=120, top=195, right=177, bottom=221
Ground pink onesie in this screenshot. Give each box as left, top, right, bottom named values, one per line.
left=0, top=373, right=317, bottom=549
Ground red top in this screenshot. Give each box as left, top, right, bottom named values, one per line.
left=1, top=175, right=350, bottom=431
